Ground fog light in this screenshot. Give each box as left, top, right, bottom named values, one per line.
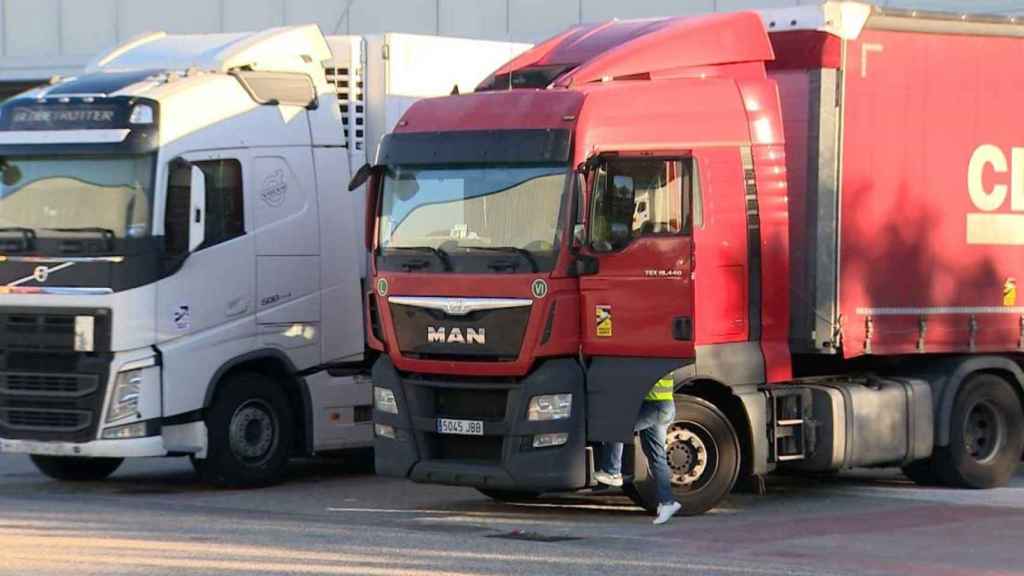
left=375, top=423, right=396, bottom=439
left=533, top=432, right=568, bottom=448
left=102, top=421, right=147, bottom=440
left=106, top=369, right=142, bottom=423
left=527, top=394, right=572, bottom=421
left=374, top=387, right=398, bottom=414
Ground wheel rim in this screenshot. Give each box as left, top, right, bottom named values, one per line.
left=964, top=399, right=1005, bottom=464
left=228, top=399, right=278, bottom=466
left=666, top=421, right=719, bottom=491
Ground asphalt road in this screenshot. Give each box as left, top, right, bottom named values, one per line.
left=0, top=454, right=1022, bottom=576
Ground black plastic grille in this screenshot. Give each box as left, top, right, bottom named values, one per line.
left=0, top=308, right=111, bottom=352
left=435, top=388, right=507, bottom=421
left=0, top=372, right=98, bottom=396
left=432, top=434, right=503, bottom=462
left=2, top=408, right=91, bottom=431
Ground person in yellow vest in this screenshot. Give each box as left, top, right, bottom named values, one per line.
left=594, top=376, right=681, bottom=524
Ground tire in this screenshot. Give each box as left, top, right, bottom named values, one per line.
left=476, top=488, right=542, bottom=502
left=626, top=395, right=741, bottom=516
left=931, top=373, right=1024, bottom=489
left=30, top=455, right=123, bottom=481
left=193, top=371, right=295, bottom=488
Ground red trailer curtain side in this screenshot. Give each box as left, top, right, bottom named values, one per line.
left=772, top=17, right=1024, bottom=360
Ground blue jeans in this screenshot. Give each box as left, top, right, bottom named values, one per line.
left=599, top=400, right=676, bottom=505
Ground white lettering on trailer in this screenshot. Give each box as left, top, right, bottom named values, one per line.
left=967, top=145, right=1024, bottom=245
left=860, top=43, right=884, bottom=78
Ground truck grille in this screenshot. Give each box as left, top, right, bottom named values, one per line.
left=390, top=303, right=530, bottom=361
left=0, top=372, right=98, bottom=396
left=435, top=388, right=507, bottom=421
left=432, top=434, right=503, bottom=462
left=2, top=408, right=92, bottom=431
left=0, top=308, right=111, bottom=352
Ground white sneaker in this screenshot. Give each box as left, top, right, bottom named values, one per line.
left=653, top=501, right=682, bottom=525
left=593, top=470, right=623, bottom=487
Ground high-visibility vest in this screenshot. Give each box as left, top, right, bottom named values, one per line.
left=645, top=377, right=674, bottom=402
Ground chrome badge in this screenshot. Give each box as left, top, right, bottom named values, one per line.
left=74, top=315, right=95, bottom=352
left=531, top=278, right=549, bottom=299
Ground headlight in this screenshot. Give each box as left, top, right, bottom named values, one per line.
left=527, top=394, right=572, bottom=421
left=106, top=369, right=142, bottom=423
left=374, top=387, right=398, bottom=414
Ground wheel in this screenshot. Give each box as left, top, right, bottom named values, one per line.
left=30, top=455, right=123, bottom=481
left=626, top=395, right=740, bottom=516
left=194, top=371, right=295, bottom=488
left=931, top=374, right=1023, bottom=489
left=476, top=488, right=542, bottom=502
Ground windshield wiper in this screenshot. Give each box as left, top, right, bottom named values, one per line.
left=461, top=246, right=539, bottom=273
left=383, top=246, right=452, bottom=271
left=41, top=227, right=117, bottom=253
left=42, top=227, right=116, bottom=238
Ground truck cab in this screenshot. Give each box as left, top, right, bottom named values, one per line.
left=0, top=25, right=530, bottom=487
left=369, top=3, right=1024, bottom=514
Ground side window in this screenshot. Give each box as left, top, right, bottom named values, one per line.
left=196, top=159, right=244, bottom=247
left=590, top=157, right=693, bottom=252
left=164, top=160, right=192, bottom=257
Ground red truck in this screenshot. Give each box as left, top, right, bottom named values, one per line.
left=359, top=2, right=1024, bottom=515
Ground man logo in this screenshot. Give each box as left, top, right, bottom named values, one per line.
left=427, top=326, right=486, bottom=344
left=33, top=266, right=49, bottom=283
left=442, top=299, right=470, bottom=316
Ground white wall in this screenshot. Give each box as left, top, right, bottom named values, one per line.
left=0, top=0, right=1022, bottom=79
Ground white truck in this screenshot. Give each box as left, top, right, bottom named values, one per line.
left=0, top=26, right=528, bottom=486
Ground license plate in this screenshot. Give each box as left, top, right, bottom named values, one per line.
left=436, top=418, right=484, bottom=436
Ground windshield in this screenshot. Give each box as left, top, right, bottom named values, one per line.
left=378, top=164, right=568, bottom=273
left=0, top=156, right=155, bottom=238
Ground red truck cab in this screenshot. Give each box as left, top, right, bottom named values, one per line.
left=366, top=3, right=1024, bottom=515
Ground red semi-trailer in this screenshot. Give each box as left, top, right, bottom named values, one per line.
left=362, top=2, right=1024, bottom=514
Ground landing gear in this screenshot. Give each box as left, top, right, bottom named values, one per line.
left=627, top=395, right=740, bottom=516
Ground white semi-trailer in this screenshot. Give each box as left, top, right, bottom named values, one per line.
left=0, top=26, right=528, bottom=486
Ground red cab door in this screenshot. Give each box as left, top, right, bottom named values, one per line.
left=579, top=155, right=697, bottom=359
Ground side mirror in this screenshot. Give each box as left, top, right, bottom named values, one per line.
left=572, top=224, right=586, bottom=249
left=188, top=166, right=206, bottom=252
left=349, top=163, right=373, bottom=192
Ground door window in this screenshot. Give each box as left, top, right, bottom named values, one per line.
left=590, top=158, right=694, bottom=252
left=165, top=159, right=244, bottom=254
left=199, top=159, right=244, bottom=247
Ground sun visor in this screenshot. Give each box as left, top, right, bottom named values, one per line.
left=377, top=129, right=571, bottom=166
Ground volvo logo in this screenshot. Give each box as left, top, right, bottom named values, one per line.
left=427, top=326, right=486, bottom=344
left=33, top=266, right=50, bottom=283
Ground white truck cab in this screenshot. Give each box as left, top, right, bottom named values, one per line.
left=0, top=26, right=528, bottom=486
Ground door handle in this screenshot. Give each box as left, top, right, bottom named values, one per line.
left=672, top=316, right=693, bottom=341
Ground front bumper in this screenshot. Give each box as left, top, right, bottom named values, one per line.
left=372, top=356, right=587, bottom=491
left=0, top=435, right=167, bottom=458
